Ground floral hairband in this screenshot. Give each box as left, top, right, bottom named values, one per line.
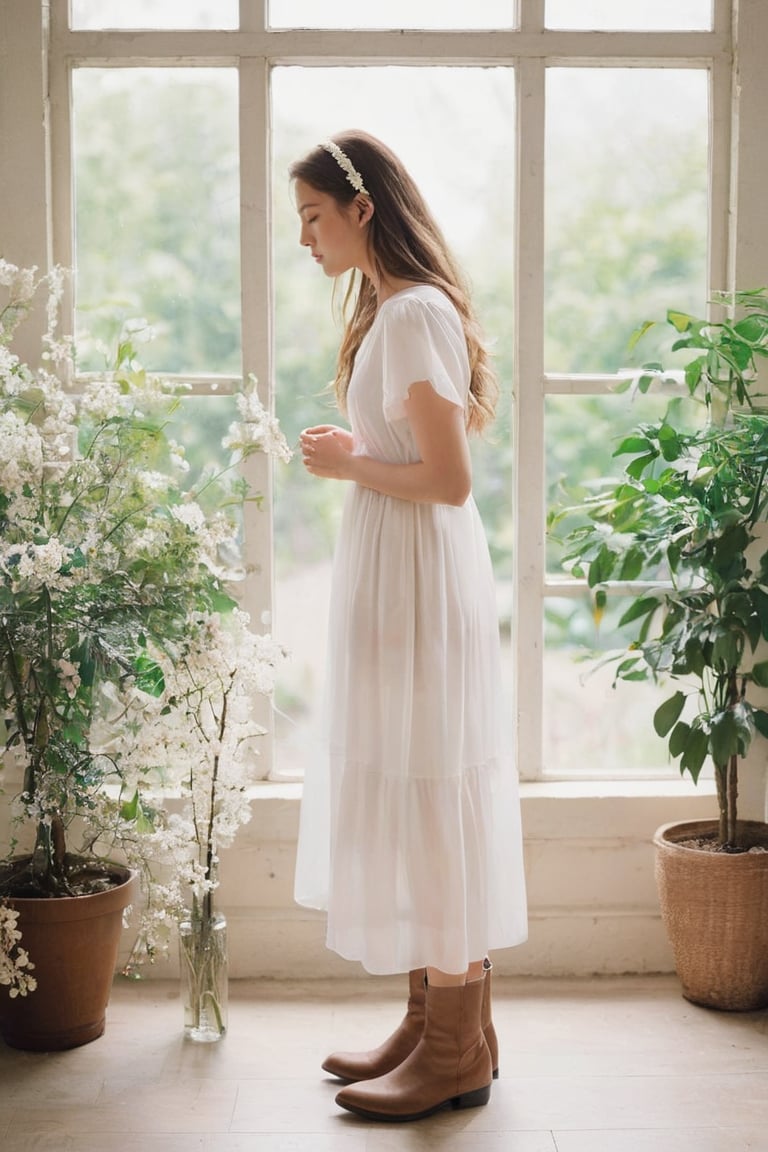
left=322, top=140, right=370, bottom=197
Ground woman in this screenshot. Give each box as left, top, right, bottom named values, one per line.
left=291, top=130, right=527, bottom=1122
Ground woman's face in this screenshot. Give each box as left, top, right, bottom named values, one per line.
left=295, top=179, right=369, bottom=279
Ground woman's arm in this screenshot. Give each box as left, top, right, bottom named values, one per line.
left=300, top=381, right=472, bottom=507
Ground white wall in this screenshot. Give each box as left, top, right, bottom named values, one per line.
left=0, top=0, right=50, bottom=365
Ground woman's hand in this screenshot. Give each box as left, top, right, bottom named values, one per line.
left=299, top=383, right=472, bottom=507
left=300, top=425, right=355, bottom=479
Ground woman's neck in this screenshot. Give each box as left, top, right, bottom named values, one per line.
left=375, top=276, right=424, bottom=305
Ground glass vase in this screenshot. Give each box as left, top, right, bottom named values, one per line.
left=179, top=908, right=228, bottom=1042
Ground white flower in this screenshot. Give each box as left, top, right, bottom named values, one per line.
left=0, top=344, right=20, bottom=378
left=4, top=537, right=70, bottom=591
left=0, top=903, right=37, bottom=998
left=0, top=411, right=44, bottom=495
left=223, top=378, right=292, bottom=463
left=99, top=606, right=287, bottom=950
left=136, top=470, right=173, bottom=498
left=0, top=260, right=37, bottom=302
left=170, top=502, right=207, bottom=533
left=79, top=378, right=129, bottom=423
left=0, top=258, right=20, bottom=287
left=168, top=439, right=190, bottom=473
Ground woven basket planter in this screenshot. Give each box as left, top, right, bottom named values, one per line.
left=654, top=819, right=768, bottom=1011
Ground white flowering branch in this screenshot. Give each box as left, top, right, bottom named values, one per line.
left=0, top=261, right=291, bottom=981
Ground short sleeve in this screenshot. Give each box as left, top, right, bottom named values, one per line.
left=379, top=294, right=470, bottom=423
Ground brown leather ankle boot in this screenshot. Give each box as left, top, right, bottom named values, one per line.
left=322, top=968, right=426, bottom=1081
left=323, top=960, right=500, bottom=1082
left=483, top=957, right=500, bottom=1079
left=334, top=976, right=493, bottom=1122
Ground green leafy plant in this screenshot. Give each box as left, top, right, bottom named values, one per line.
left=550, top=289, right=768, bottom=849
left=0, top=261, right=289, bottom=940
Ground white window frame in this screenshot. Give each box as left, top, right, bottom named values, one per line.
left=14, top=0, right=738, bottom=784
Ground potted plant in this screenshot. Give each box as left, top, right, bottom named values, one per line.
left=0, top=261, right=289, bottom=1047
left=549, top=287, right=768, bottom=1010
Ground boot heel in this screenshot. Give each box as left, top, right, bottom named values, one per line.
left=452, top=1083, right=491, bottom=1111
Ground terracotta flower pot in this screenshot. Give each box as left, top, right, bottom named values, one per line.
left=0, top=862, right=138, bottom=1050
left=654, top=819, right=768, bottom=1011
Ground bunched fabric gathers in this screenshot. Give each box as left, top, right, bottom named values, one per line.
left=294, top=285, right=528, bottom=974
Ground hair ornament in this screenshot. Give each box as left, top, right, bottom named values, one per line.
left=321, top=140, right=370, bottom=197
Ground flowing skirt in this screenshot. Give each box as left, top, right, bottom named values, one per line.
left=294, top=485, right=527, bottom=974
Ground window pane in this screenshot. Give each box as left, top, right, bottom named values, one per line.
left=269, top=0, right=515, bottom=30
left=272, top=66, right=515, bottom=778
left=71, top=1, right=238, bottom=29
left=166, top=395, right=244, bottom=573
left=543, top=595, right=698, bottom=777
left=545, top=68, right=708, bottom=374
left=166, top=395, right=239, bottom=488
left=72, top=68, right=241, bottom=375
left=546, top=0, right=712, bottom=30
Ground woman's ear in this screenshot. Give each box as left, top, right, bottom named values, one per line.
left=356, top=195, right=374, bottom=227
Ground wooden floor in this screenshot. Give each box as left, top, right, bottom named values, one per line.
left=0, top=975, right=766, bottom=1150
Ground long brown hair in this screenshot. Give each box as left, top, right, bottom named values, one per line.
left=289, top=129, right=498, bottom=434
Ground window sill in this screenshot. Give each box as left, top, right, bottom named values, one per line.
left=246, top=776, right=718, bottom=843
left=254, top=776, right=715, bottom=801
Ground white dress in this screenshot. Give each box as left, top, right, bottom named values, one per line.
left=294, top=284, right=528, bottom=975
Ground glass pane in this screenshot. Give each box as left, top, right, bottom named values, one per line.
left=543, top=595, right=702, bottom=777
left=71, top=1, right=238, bottom=29
left=545, top=68, right=708, bottom=374
left=72, top=68, right=241, bottom=375
left=546, top=392, right=707, bottom=575
left=269, top=0, right=515, bottom=30
left=166, top=395, right=239, bottom=488
left=166, top=395, right=244, bottom=574
left=546, top=0, right=712, bottom=30
left=272, top=66, right=515, bottom=778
